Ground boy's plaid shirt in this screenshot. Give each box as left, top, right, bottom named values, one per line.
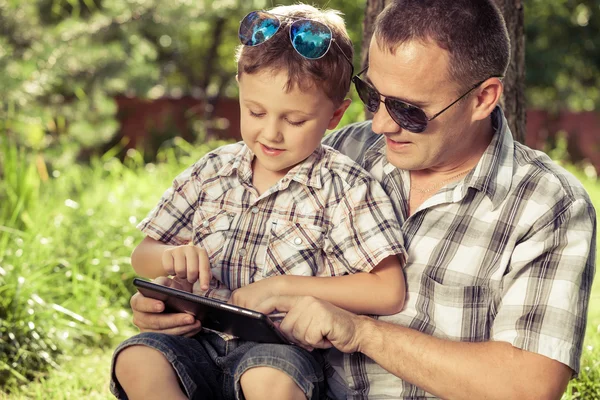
left=138, top=143, right=406, bottom=302
left=322, top=107, right=596, bottom=399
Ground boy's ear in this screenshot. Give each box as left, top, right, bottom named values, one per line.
left=235, top=74, right=239, bottom=83
left=327, top=98, right=352, bottom=130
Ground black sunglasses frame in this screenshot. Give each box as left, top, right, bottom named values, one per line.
left=352, top=67, right=503, bottom=133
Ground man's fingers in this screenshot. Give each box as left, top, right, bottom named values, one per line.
left=143, top=320, right=202, bottom=336
left=198, top=248, right=211, bottom=290
left=130, top=291, right=164, bottom=313
left=133, top=310, right=196, bottom=331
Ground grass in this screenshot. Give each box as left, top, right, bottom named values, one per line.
left=1, top=137, right=599, bottom=399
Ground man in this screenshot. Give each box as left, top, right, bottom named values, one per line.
left=128, top=0, right=596, bottom=398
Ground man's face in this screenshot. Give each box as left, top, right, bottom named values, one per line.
left=366, top=38, right=479, bottom=171
left=238, top=69, right=340, bottom=180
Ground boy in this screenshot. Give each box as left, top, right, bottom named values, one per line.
left=111, top=4, right=406, bottom=400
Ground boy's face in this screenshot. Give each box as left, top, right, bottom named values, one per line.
left=238, top=69, right=349, bottom=181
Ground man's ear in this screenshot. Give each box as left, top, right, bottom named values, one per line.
left=235, top=74, right=239, bottom=83
left=472, top=77, right=503, bottom=122
left=327, top=99, right=352, bottom=130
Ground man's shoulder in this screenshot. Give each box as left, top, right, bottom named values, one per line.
left=318, top=145, right=378, bottom=187
left=512, top=141, right=593, bottom=207
left=323, top=121, right=382, bottom=163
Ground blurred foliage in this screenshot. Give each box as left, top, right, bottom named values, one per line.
left=0, top=0, right=364, bottom=162
left=525, top=0, right=600, bottom=112
left=1, top=0, right=599, bottom=158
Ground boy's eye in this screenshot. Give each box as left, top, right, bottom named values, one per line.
left=249, top=110, right=264, bottom=118
left=286, top=119, right=306, bottom=127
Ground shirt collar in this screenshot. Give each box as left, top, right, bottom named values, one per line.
left=465, top=107, right=514, bottom=209
left=366, top=107, right=514, bottom=209
left=216, top=143, right=324, bottom=190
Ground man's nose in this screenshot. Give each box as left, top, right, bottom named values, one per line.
left=371, top=106, right=401, bottom=135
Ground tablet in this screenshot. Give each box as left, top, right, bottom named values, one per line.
left=133, top=278, right=290, bottom=344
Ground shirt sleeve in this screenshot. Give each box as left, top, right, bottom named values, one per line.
left=324, top=174, right=407, bottom=275
left=491, top=198, right=596, bottom=375
left=136, top=163, right=201, bottom=246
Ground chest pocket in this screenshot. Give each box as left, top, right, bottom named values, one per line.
left=413, top=274, right=491, bottom=342
left=263, top=220, right=325, bottom=278
left=192, top=209, right=232, bottom=264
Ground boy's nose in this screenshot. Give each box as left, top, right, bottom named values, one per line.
left=262, top=121, right=284, bottom=142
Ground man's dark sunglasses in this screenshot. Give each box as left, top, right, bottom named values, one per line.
left=352, top=67, right=503, bottom=133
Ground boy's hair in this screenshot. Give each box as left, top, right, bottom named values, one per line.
left=236, top=4, right=353, bottom=106
left=374, top=0, right=510, bottom=93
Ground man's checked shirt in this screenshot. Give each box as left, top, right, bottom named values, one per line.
left=138, top=142, right=406, bottom=303
left=322, top=107, right=596, bottom=399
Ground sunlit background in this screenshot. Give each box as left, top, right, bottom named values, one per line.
left=1, top=0, right=600, bottom=398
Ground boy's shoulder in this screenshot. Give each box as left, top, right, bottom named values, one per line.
left=317, top=144, right=380, bottom=189
left=188, top=141, right=246, bottom=178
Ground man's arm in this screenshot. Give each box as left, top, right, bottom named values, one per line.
left=358, top=314, right=572, bottom=400
left=257, top=295, right=572, bottom=400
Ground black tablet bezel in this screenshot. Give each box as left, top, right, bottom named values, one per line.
left=132, top=278, right=289, bottom=344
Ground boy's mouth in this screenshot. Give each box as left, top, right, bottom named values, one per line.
left=260, top=143, right=285, bottom=155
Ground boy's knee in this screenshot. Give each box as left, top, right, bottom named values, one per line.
left=240, top=367, right=306, bottom=400
left=114, top=345, right=165, bottom=381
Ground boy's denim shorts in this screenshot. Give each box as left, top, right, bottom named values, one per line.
left=110, top=330, right=326, bottom=400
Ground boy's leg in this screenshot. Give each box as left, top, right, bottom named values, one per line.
left=114, top=345, right=187, bottom=400
left=240, top=367, right=306, bottom=400
left=110, top=332, right=225, bottom=400
left=233, top=344, right=325, bottom=400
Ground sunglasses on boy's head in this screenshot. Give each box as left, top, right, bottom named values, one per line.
left=352, top=68, right=503, bottom=133
left=239, top=11, right=354, bottom=77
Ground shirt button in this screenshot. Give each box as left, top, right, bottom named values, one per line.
left=294, top=237, right=303, bottom=245
left=239, top=249, right=247, bottom=257
left=202, top=221, right=210, bottom=228
left=251, top=206, right=259, bottom=214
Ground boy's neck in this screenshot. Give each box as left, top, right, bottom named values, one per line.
left=251, top=159, right=289, bottom=196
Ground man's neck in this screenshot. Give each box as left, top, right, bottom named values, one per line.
left=413, top=117, right=495, bottom=180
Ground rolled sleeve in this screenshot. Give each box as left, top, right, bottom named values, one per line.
left=325, top=177, right=407, bottom=274
left=137, top=164, right=200, bottom=246
left=491, top=198, right=596, bottom=374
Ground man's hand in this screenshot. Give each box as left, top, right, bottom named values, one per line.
left=130, top=276, right=201, bottom=337
left=162, top=245, right=211, bottom=290
left=255, top=295, right=365, bottom=354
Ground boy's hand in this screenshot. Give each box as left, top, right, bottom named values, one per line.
left=228, top=276, right=284, bottom=310
left=162, top=244, right=211, bottom=290
left=130, top=276, right=202, bottom=337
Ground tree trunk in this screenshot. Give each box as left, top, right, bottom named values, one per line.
left=361, top=0, right=526, bottom=142
left=492, top=0, right=526, bottom=143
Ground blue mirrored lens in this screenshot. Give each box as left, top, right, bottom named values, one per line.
left=290, top=20, right=332, bottom=59
left=239, top=11, right=280, bottom=46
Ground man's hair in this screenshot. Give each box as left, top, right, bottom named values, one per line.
left=236, top=4, right=353, bottom=106
left=374, top=0, right=510, bottom=92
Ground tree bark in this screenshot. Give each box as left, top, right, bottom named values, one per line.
left=492, top=0, right=526, bottom=143
left=361, top=0, right=526, bottom=142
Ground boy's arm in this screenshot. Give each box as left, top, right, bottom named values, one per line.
left=230, top=255, right=405, bottom=315
left=131, top=236, right=177, bottom=278
left=276, top=254, right=405, bottom=315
